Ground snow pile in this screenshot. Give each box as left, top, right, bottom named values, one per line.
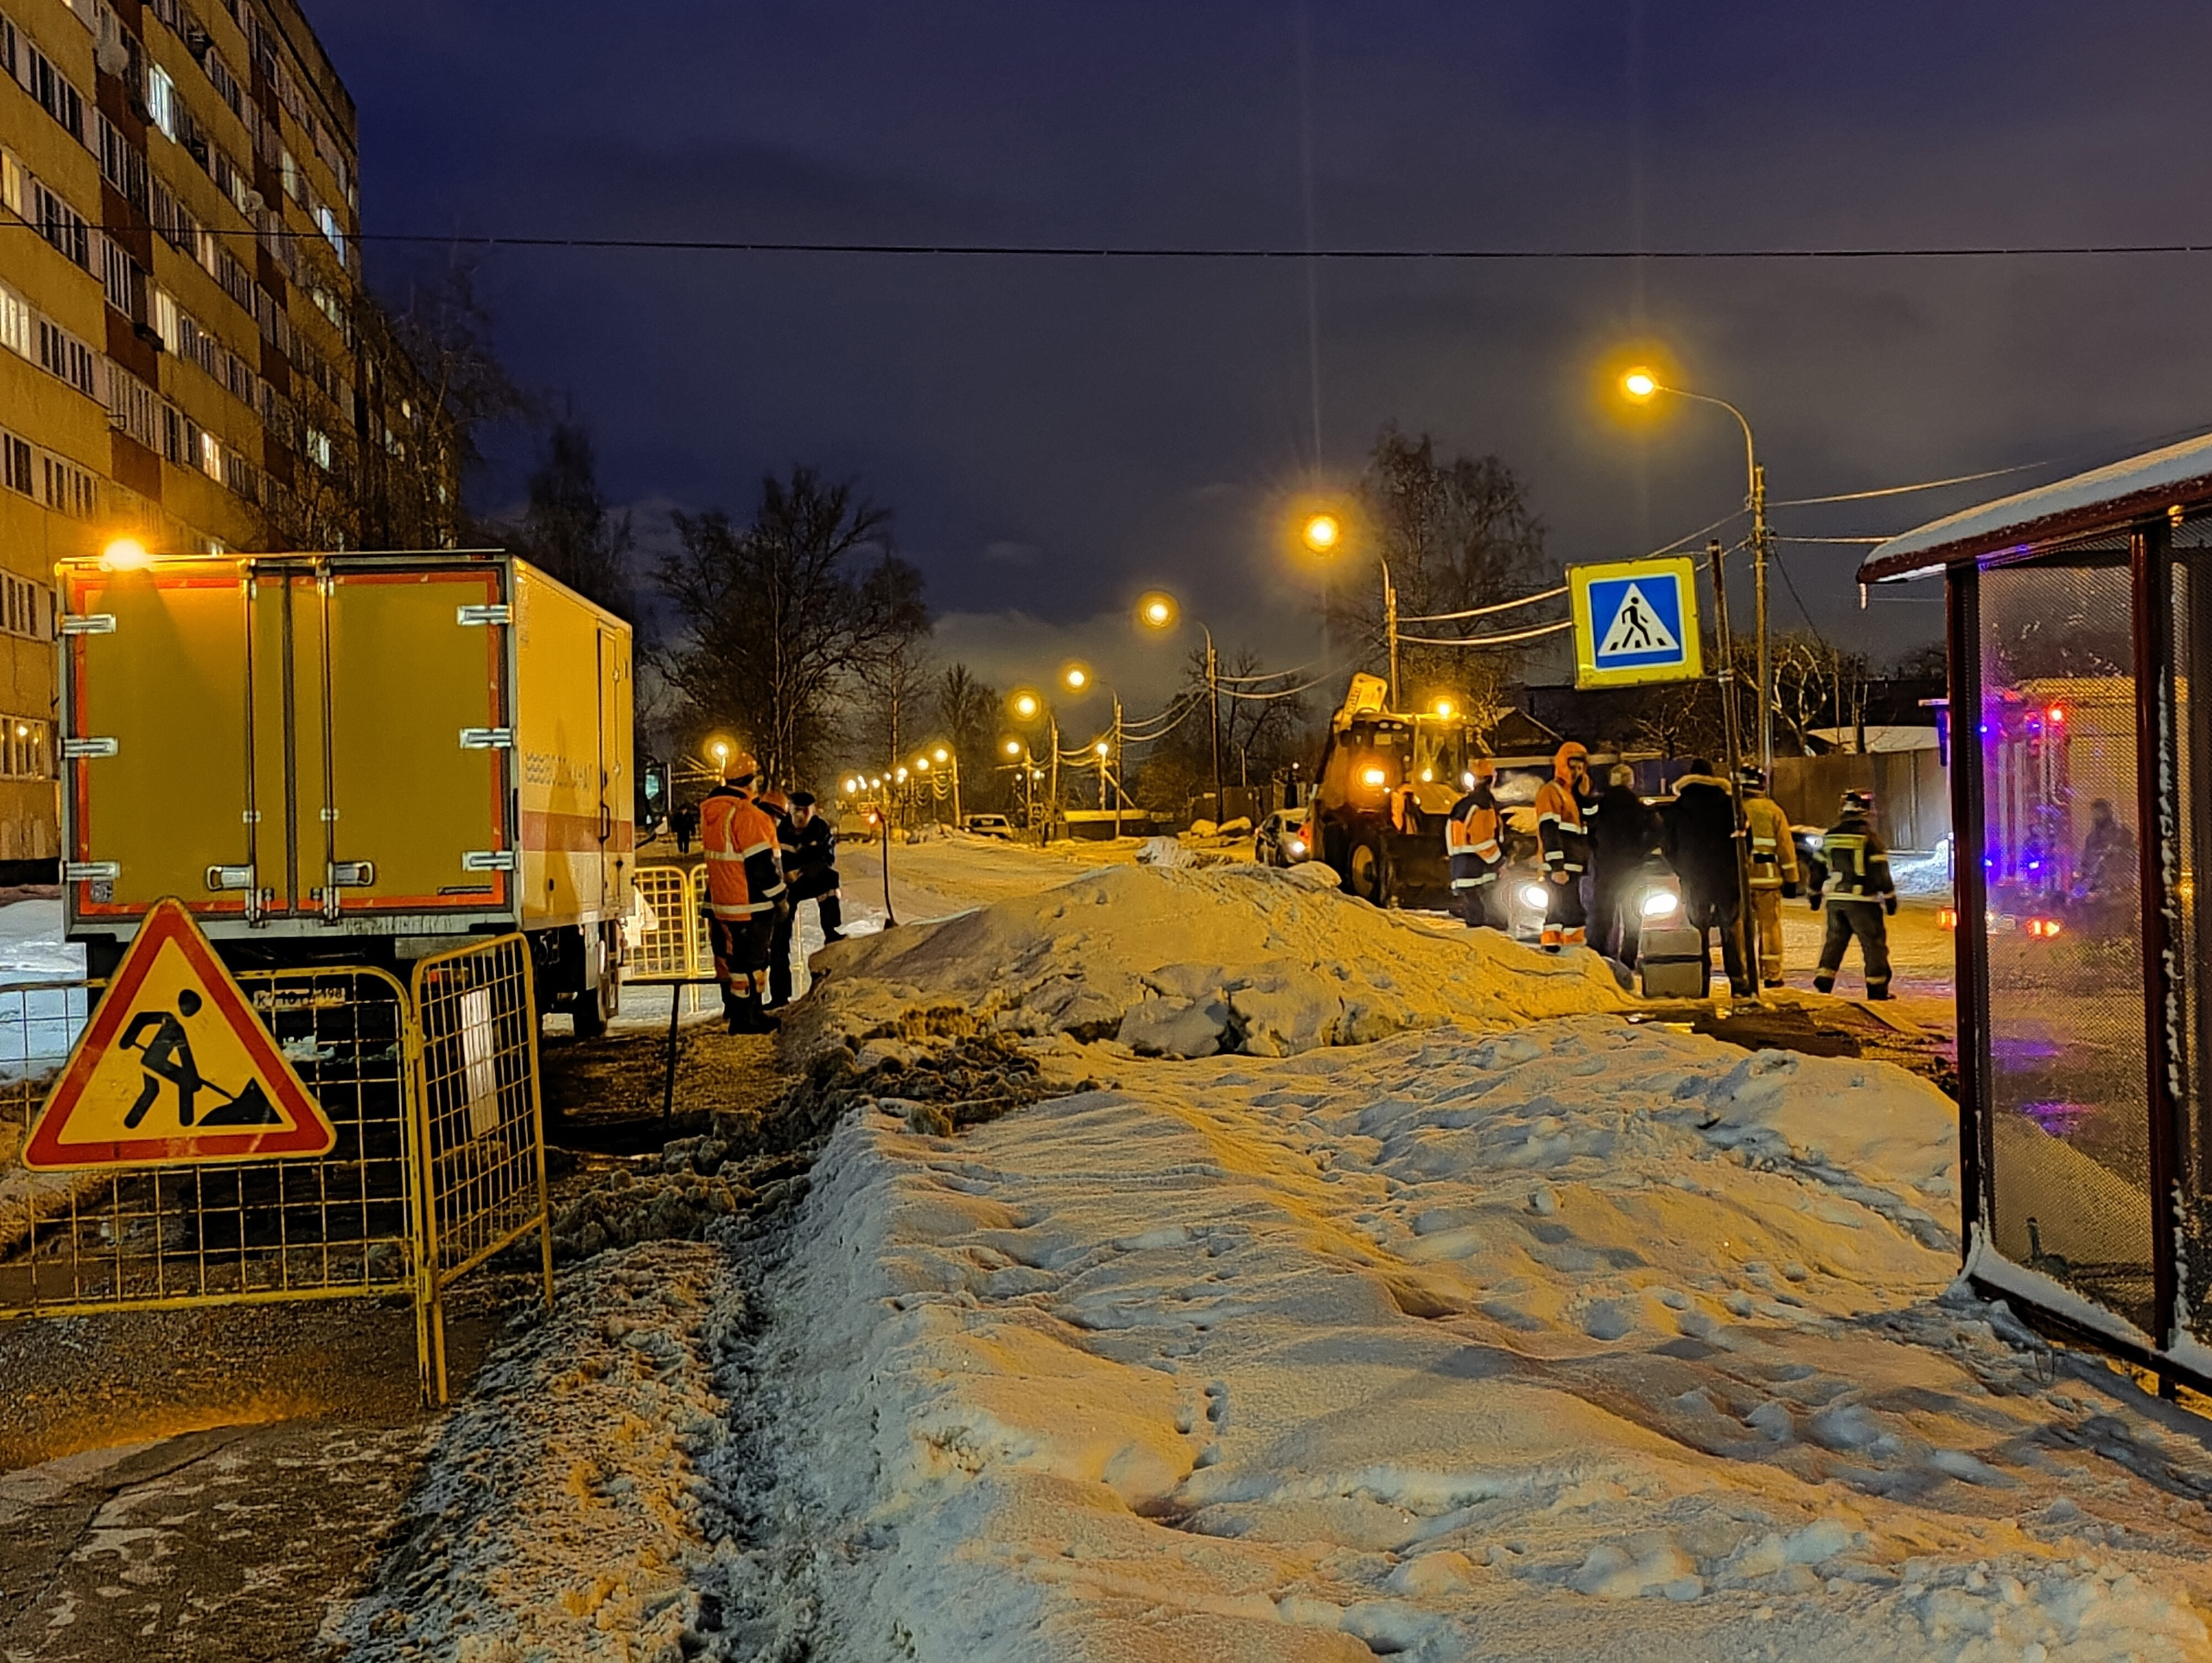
left=800, top=861, right=1624, bottom=1062
left=769, top=1016, right=2212, bottom=1660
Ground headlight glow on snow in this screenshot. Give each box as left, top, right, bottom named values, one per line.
left=1518, top=883, right=1549, bottom=911
left=1640, top=891, right=1680, bottom=918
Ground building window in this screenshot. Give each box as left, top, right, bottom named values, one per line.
left=146, top=62, right=175, bottom=138
left=21, top=41, right=85, bottom=143
left=305, top=426, right=333, bottom=472
left=35, top=319, right=97, bottom=398
left=315, top=204, right=345, bottom=261
left=0, top=718, right=50, bottom=779
left=0, top=434, right=29, bottom=497
left=0, top=574, right=44, bottom=639
left=96, top=232, right=137, bottom=316
left=40, top=456, right=95, bottom=519
left=0, top=282, right=29, bottom=360
left=199, top=428, right=220, bottom=479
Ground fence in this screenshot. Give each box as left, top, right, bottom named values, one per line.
left=411, top=935, right=554, bottom=1402
left=0, top=938, right=552, bottom=1405
left=1770, top=749, right=1951, bottom=851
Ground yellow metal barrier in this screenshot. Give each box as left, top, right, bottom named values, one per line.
left=2, top=941, right=557, bottom=1406
left=0, top=968, right=424, bottom=1375
left=410, top=933, right=553, bottom=1402
left=629, top=861, right=703, bottom=979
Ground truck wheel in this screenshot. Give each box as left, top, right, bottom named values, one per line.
left=569, top=927, right=620, bottom=1039
left=1346, top=827, right=1392, bottom=908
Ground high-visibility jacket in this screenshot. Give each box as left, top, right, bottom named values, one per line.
left=1535, top=778, right=1589, bottom=875
left=1809, top=811, right=1894, bottom=905
left=1742, top=793, right=1801, bottom=892
left=1444, top=783, right=1503, bottom=888
left=700, top=785, right=786, bottom=921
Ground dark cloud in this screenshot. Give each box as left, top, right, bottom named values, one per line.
left=314, top=0, right=2212, bottom=670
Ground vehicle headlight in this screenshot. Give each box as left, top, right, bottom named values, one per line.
left=1640, top=890, right=1680, bottom=918
left=1518, top=883, right=1549, bottom=911
left=1360, top=765, right=1389, bottom=788
left=1285, top=837, right=1306, bottom=858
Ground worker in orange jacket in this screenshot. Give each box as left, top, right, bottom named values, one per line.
left=1534, top=741, right=1593, bottom=949
left=699, top=751, right=787, bottom=1034
left=1445, top=756, right=1506, bottom=930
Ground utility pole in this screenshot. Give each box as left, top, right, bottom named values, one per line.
left=1751, top=461, right=1772, bottom=775
left=1205, top=627, right=1224, bottom=823
left=1047, top=714, right=1060, bottom=840
left=949, top=752, right=962, bottom=827
left=1707, top=539, right=1758, bottom=997
left=1382, top=559, right=1401, bottom=712
left=1112, top=695, right=1123, bottom=839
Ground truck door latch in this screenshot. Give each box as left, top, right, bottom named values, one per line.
left=62, top=737, right=118, bottom=759
left=60, top=614, right=116, bottom=634
left=65, top=860, right=120, bottom=882
left=460, top=727, right=514, bottom=750
left=462, top=850, right=516, bottom=872
left=329, top=861, right=376, bottom=887
left=456, top=605, right=512, bottom=626
left=204, top=864, right=256, bottom=892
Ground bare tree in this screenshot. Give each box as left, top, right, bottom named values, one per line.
left=515, top=421, right=634, bottom=619
left=654, top=467, right=929, bottom=786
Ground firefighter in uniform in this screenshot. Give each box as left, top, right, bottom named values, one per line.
left=1738, top=765, right=1802, bottom=989
left=1444, top=757, right=1505, bottom=930
left=758, top=787, right=800, bottom=1012
left=1535, top=741, right=1593, bottom=949
left=700, top=752, right=787, bottom=1033
left=1808, top=789, right=1895, bottom=1000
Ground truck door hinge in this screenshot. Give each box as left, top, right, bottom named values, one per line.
left=462, top=849, right=516, bottom=872
left=460, top=727, right=513, bottom=750
left=60, top=614, right=116, bottom=635
left=65, top=860, right=120, bottom=882
left=62, top=737, right=118, bottom=759
left=205, top=864, right=256, bottom=892
left=456, top=604, right=512, bottom=626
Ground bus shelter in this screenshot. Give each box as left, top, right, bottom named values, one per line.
left=1862, top=434, right=2212, bottom=1390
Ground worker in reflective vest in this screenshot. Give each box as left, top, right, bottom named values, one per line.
left=1738, top=765, right=1802, bottom=990
left=1534, top=741, right=1592, bottom=949
left=1808, top=789, right=1896, bottom=1000
left=700, top=751, right=787, bottom=1034
left=1444, top=757, right=1505, bottom=931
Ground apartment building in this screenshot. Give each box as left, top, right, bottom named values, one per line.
left=0, top=0, right=456, bottom=874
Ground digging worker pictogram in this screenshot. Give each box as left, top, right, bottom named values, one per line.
left=120, top=990, right=208, bottom=1128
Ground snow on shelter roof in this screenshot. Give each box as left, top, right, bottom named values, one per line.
left=1858, top=428, right=2212, bottom=583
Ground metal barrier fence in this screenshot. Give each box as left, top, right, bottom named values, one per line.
left=630, top=861, right=704, bottom=979
left=412, top=935, right=553, bottom=1402
left=0, top=968, right=427, bottom=1373
left=0, top=936, right=554, bottom=1406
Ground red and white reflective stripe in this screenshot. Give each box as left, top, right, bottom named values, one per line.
left=710, top=898, right=776, bottom=918
left=738, top=838, right=777, bottom=858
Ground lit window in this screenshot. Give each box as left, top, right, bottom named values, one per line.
left=200, top=429, right=221, bottom=479
left=146, top=64, right=176, bottom=139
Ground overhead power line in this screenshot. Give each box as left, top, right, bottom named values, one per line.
left=1399, top=584, right=1567, bottom=625
left=25, top=221, right=2212, bottom=263
left=1397, top=619, right=1573, bottom=649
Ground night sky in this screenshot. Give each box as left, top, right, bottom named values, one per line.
left=315, top=0, right=2212, bottom=707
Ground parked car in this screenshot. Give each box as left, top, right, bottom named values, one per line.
left=963, top=813, right=1015, bottom=840
left=1254, top=808, right=1312, bottom=866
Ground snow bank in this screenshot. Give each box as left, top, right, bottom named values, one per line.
left=799, top=862, right=1624, bottom=1062
left=770, top=1016, right=2212, bottom=1660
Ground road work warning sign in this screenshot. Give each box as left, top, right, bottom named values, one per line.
left=22, top=898, right=336, bottom=1170
left=1569, top=556, right=1703, bottom=689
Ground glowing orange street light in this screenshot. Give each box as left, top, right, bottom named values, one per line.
left=1301, top=511, right=1341, bottom=553
left=99, top=536, right=153, bottom=570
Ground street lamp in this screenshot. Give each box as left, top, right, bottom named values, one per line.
left=1062, top=662, right=1129, bottom=835
left=1300, top=509, right=1397, bottom=709
left=1620, top=365, right=1774, bottom=774
left=1137, top=590, right=1225, bottom=822
left=1009, top=690, right=1063, bottom=835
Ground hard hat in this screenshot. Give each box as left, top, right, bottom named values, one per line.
left=1841, top=788, right=1873, bottom=813
left=1470, top=755, right=1497, bottom=778
left=1737, top=765, right=1766, bottom=791
left=724, top=749, right=760, bottom=782
left=760, top=787, right=790, bottom=812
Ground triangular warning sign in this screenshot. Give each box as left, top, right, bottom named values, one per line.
left=1599, top=581, right=1680, bottom=657
left=22, top=898, right=336, bottom=1171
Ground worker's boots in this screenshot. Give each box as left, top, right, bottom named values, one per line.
left=727, top=992, right=778, bottom=1036
left=819, top=894, right=845, bottom=944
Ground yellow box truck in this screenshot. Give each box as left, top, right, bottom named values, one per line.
left=58, top=550, right=632, bottom=1034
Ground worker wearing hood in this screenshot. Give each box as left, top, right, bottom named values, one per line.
left=1533, top=741, right=1592, bottom=949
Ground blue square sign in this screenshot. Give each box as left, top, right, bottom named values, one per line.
left=1570, top=557, right=1702, bottom=688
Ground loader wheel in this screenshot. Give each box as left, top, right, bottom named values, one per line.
left=1345, top=827, right=1392, bottom=908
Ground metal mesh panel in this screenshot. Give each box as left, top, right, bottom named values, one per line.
left=629, top=862, right=702, bottom=978
left=0, top=969, right=416, bottom=1316
left=1978, top=561, right=2156, bottom=1330
left=411, top=934, right=548, bottom=1284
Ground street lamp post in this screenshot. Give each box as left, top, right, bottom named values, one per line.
left=1010, top=690, right=1060, bottom=835
left=1623, top=370, right=1773, bottom=774
left=1705, top=538, right=1758, bottom=996
left=1301, top=512, right=1397, bottom=710
left=1135, top=593, right=1225, bottom=823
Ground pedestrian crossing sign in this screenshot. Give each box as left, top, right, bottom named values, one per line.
left=21, top=898, right=335, bottom=1170
left=1570, top=556, right=1703, bottom=689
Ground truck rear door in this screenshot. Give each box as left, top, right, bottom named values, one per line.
left=65, top=566, right=254, bottom=922
left=315, top=563, right=511, bottom=919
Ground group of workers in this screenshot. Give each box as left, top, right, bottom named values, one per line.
left=1446, top=742, right=1896, bottom=998
left=694, top=752, right=846, bottom=1033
